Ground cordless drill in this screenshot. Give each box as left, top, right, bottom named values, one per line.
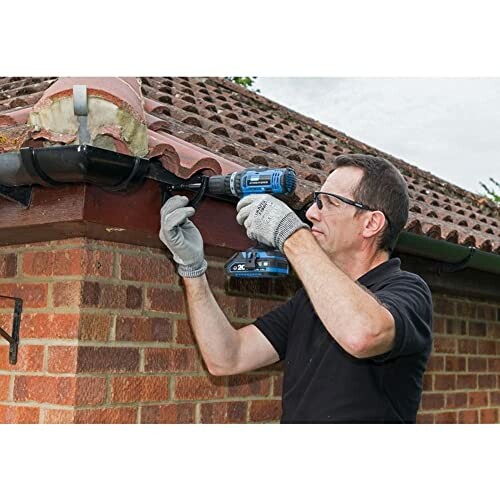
left=170, top=167, right=297, bottom=278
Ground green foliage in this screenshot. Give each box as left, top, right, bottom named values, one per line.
left=479, top=177, right=500, bottom=203
left=227, top=77, right=260, bottom=93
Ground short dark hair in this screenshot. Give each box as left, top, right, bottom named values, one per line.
left=333, top=154, right=409, bottom=253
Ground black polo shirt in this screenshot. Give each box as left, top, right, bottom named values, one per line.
left=253, top=258, right=433, bottom=423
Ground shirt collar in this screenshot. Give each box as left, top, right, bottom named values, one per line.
left=357, top=257, right=401, bottom=288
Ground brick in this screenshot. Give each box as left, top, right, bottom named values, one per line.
left=75, top=377, right=107, bottom=406
left=120, top=254, right=175, bottom=283
left=74, top=407, right=137, bottom=424
left=433, top=297, right=455, bottom=316
left=249, top=399, right=281, bottom=422
left=81, top=281, right=100, bottom=307
left=426, top=355, right=444, bottom=372
left=272, top=374, right=283, bottom=396
left=140, top=403, right=195, bottom=423
left=53, top=249, right=84, bottom=276
left=79, top=314, right=111, bottom=341
left=125, top=285, right=142, bottom=309
left=44, top=409, right=75, bottom=424
left=144, top=348, right=198, bottom=373
left=435, top=374, right=456, bottom=391
left=214, top=293, right=249, bottom=318
left=478, top=374, right=497, bottom=389
left=487, top=322, right=500, bottom=339
left=480, top=409, right=498, bottom=424
left=433, top=337, right=456, bottom=354
left=458, top=339, right=477, bottom=354
left=21, top=313, right=79, bottom=339
left=0, top=375, right=10, bottom=400
left=421, top=393, right=445, bottom=411
left=227, top=374, right=272, bottom=397
left=52, top=281, right=82, bottom=307
left=455, top=302, right=476, bottom=319
left=456, top=374, right=477, bottom=390
left=476, top=304, right=496, bottom=321
left=82, top=249, right=114, bottom=278
left=445, top=356, right=466, bottom=372
left=48, top=346, right=78, bottom=373
left=77, top=347, right=139, bottom=373
left=200, top=401, right=247, bottom=423
left=0, top=283, right=48, bottom=308
left=488, top=358, right=500, bottom=372
left=110, top=376, right=169, bottom=403
left=174, top=375, right=225, bottom=400
left=116, top=316, right=172, bottom=342
left=468, top=357, right=487, bottom=372
left=0, top=254, right=17, bottom=278
left=205, top=266, right=226, bottom=290
left=14, top=375, right=76, bottom=405
left=435, top=412, right=457, bottom=424
left=250, top=298, right=285, bottom=318
left=175, top=320, right=196, bottom=345
left=445, top=392, right=467, bottom=409
left=0, top=344, right=44, bottom=372
left=477, top=340, right=496, bottom=355
left=467, top=391, right=488, bottom=408
left=146, top=288, right=184, bottom=313
left=490, top=391, right=500, bottom=405
left=445, top=318, right=466, bottom=335
left=433, top=317, right=445, bottom=334
left=416, top=413, right=434, bottom=424
left=0, top=405, right=40, bottom=423
left=458, top=410, right=478, bottom=424
left=468, top=321, right=487, bottom=337
left=22, top=251, right=56, bottom=276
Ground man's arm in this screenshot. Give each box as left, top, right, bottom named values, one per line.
left=283, top=229, right=395, bottom=358
left=183, top=275, right=280, bottom=375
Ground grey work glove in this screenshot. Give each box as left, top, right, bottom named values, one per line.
left=159, top=196, right=207, bottom=278
left=236, top=194, right=309, bottom=252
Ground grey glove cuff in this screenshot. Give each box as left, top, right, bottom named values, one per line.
left=275, top=213, right=309, bottom=253
left=178, top=259, right=208, bottom=278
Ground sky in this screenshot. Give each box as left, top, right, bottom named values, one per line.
left=254, top=78, right=500, bottom=195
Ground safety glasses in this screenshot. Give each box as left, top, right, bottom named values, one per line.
left=312, top=191, right=391, bottom=227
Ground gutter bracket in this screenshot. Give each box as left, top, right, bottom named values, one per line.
left=435, top=246, right=477, bottom=274
left=73, top=85, right=91, bottom=145
left=0, top=295, right=23, bottom=365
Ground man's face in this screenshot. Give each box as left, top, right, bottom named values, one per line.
left=305, top=166, right=366, bottom=259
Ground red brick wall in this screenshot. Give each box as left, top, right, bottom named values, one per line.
left=0, top=238, right=284, bottom=423
left=1, top=238, right=499, bottom=423
left=417, top=295, right=500, bottom=424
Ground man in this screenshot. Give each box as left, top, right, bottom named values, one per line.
left=159, top=154, right=433, bottom=423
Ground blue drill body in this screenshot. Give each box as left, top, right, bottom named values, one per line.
left=204, top=167, right=297, bottom=278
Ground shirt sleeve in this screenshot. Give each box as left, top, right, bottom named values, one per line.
left=253, top=289, right=302, bottom=360
left=370, top=274, right=433, bottom=362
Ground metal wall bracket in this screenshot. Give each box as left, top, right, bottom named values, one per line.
left=0, top=295, right=23, bottom=365
left=73, top=85, right=91, bottom=145
left=0, top=184, right=33, bottom=207
left=435, top=246, right=477, bottom=274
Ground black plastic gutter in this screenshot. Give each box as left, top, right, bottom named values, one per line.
left=0, top=144, right=231, bottom=207
left=396, top=231, right=500, bottom=276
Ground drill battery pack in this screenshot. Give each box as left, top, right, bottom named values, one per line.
left=225, top=247, right=289, bottom=278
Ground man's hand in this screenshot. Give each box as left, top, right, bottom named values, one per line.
left=236, top=194, right=309, bottom=252
left=159, top=196, right=207, bottom=278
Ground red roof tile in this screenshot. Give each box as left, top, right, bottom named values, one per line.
left=1, top=76, right=499, bottom=255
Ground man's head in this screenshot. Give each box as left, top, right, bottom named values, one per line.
left=305, top=154, right=409, bottom=260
